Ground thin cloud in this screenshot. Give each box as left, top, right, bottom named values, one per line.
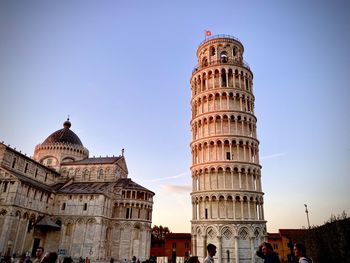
left=261, top=152, right=287, bottom=160
left=161, top=185, right=192, bottom=193
left=146, top=172, right=189, bottom=182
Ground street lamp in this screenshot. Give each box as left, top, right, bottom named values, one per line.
left=304, top=204, right=310, bottom=229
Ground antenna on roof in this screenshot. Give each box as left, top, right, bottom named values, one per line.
left=122, top=148, right=124, bottom=156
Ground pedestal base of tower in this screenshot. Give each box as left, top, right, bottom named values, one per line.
left=191, top=222, right=266, bottom=263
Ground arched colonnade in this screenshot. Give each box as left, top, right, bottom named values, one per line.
left=191, top=113, right=257, bottom=141
left=191, top=68, right=253, bottom=96
left=192, top=91, right=255, bottom=118
left=191, top=138, right=259, bottom=165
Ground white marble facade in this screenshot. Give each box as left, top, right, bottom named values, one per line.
left=0, top=120, right=154, bottom=261
left=190, top=35, right=266, bottom=263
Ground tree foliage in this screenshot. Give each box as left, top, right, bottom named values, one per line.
left=287, top=212, right=350, bottom=263
left=151, top=225, right=171, bottom=241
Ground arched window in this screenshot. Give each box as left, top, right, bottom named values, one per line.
left=202, top=57, right=208, bottom=67
left=210, top=46, right=216, bottom=56
left=220, top=51, right=228, bottom=63
left=65, top=223, right=72, bottom=236
left=83, top=170, right=89, bottom=180
left=46, top=158, right=53, bottom=167
left=98, top=169, right=104, bottom=179
left=56, top=220, right=62, bottom=227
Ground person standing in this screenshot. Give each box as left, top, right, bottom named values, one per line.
left=40, top=252, right=57, bottom=263
left=17, top=254, right=26, bottom=263
left=33, top=248, right=44, bottom=263
left=256, top=242, right=281, bottom=263
left=293, top=243, right=312, bottom=263
left=187, top=257, right=200, bottom=263
left=204, top=243, right=216, bottom=263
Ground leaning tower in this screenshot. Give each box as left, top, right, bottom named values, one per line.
left=190, top=35, right=266, bottom=263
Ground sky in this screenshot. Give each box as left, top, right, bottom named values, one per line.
left=0, top=0, right=350, bottom=233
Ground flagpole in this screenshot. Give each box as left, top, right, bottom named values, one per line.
left=204, top=30, right=212, bottom=40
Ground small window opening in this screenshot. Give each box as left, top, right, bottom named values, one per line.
left=211, top=46, right=216, bottom=56
left=83, top=203, right=87, bottom=210
left=27, top=219, right=33, bottom=232
left=226, top=152, right=231, bottom=160
left=3, top=182, right=8, bottom=192
left=12, top=158, right=16, bottom=169
left=205, top=208, right=208, bottom=219
left=222, top=73, right=227, bottom=87
left=24, top=163, right=28, bottom=173
left=62, top=203, right=66, bottom=210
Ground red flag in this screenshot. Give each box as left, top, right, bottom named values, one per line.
left=205, top=30, right=212, bottom=37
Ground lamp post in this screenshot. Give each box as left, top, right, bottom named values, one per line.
left=304, top=204, right=310, bottom=229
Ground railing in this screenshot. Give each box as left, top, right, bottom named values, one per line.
left=192, top=58, right=250, bottom=73
left=198, top=34, right=242, bottom=47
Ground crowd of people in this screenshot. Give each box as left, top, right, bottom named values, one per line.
left=256, top=242, right=312, bottom=263
left=2, top=241, right=311, bottom=263
left=0, top=247, right=58, bottom=263
left=184, top=242, right=312, bottom=263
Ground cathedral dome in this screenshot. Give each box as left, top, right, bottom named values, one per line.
left=42, top=119, right=83, bottom=146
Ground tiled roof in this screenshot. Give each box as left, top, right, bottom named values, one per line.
left=57, top=182, right=112, bottom=194
left=62, top=156, right=122, bottom=165
left=268, top=233, right=281, bottom=239
left=35, top=217, right=61, bottom=229
left=115, top=178, right=154, bottom=194
left=279, top=229, right=308, bottom=236
left=57, top=178, right=154, bottom=195
left=50, top=182, right=66, bottom=190
left=165, top=233, right=191, bottom=239
left=2, top=167, right=54, bottom=192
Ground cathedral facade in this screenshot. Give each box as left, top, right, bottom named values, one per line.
left=0, top=119, right=154, bottom=261
left=190, top=35, right=266, bottom=263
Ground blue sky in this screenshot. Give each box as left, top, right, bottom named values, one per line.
left=1, top=0, right=349, bottom=233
